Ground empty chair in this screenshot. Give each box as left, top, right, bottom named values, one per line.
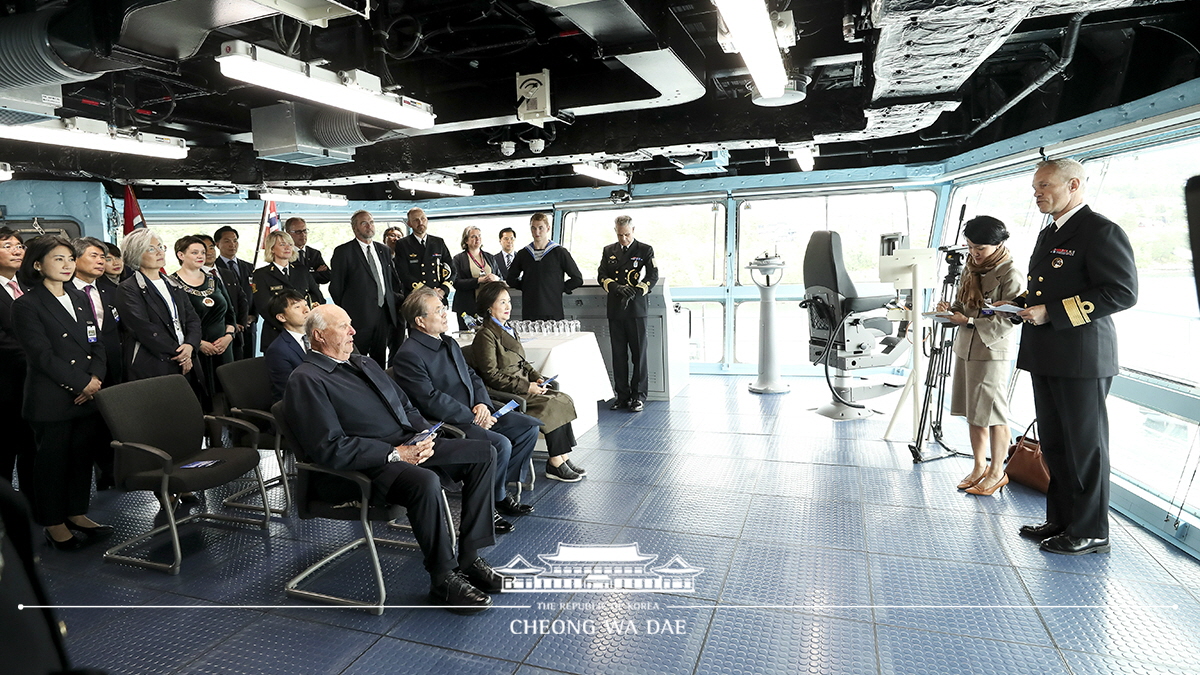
left=216, top=357, right=292, bottom=514
left=94, top=374, right=271, bottom=574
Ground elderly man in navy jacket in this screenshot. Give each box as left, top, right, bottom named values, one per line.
left=391, top=288, right=540, bottom=532
left=283, top=304, right=502, bottom=613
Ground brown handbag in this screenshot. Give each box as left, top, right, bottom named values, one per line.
left=1006, top=420, right=1051, bottom=494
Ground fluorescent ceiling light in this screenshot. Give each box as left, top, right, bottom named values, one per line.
left=254, top=188, right=349, bottom=206
left=0, top=162, right=11, bottom=181
left=573, top=162, right=628, bottom=185
left=216, top=40, right=436, bottom=129
left=395, top=178, right=475, bottom=197
left=0, top=117, right=188, bottom=159
left=713, top=0, right=788, bottom=99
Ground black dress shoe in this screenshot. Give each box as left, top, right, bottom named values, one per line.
left=44, top=529, right=88, bottom=552
left=609, top=399, right=628, bottom=411
left=461, top=557, right=505, bottom=593
left=629, top=400, right=645, bottom=413
left=493, top=512, right=514, bottom=534
left=1040, top=535, right=1111, bottom=555
left=496, top=494, right=533, bottom=516
left=429, top=571, right=493, bottom=614
left=1019, top=522, right=1065, bottom=541
left=66, top=520, right=114, bottom=542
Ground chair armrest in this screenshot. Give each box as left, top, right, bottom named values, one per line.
left=204, top=414, right=261, bottom=449
left=440, top=423, right=466, bottom=439
left=295, top=461, right=372, bottom=504
left=487, top=388, right=527, bottom=412
left=112, top=442, right=173, bottom=468
left=229, top=407, right=276, bottom=426
left=546, top=380, right=561, bottom=391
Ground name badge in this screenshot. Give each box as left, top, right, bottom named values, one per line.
left=86, top=324, right=98, bottom=343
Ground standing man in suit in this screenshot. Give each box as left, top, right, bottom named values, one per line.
left=215, top=226, right=258, bottom=359
left=0, top=227, right=36, bottom=488
left=285, top=217, right=331, bottom=285
left=1014, top=158, right=1138, bottom=555
left=394, top=207, right=455, bottom=305
left=283, top=305, right=502, bottom=613
left=329, top=210, right=400, bottom=368
left=392, top=288, right=541, bottom=531
left=199, top=233, right=248, bottom=356
left=598, top=216, right=659, bottom=413
left=505, top=212, right=583, bottom=320
left=71, top=237, right=123, bottom=489
left=264, top=289, right=310, bottom=403
left=493, top=227, right=517, bottom=280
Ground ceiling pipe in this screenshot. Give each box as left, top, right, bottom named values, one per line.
left=964, top=12, right=1089, bottom=142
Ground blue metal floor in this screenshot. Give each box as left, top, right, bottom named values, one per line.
left=34, top=376, right=1200, bottom=675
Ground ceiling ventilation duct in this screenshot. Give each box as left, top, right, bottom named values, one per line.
left=252, top=102, right=388, bottom=166
left=0, top=10, right=111, bottom=90
left=669, top=149, right=731, bottom=176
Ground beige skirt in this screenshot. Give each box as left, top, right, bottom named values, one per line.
left=950, top=357, right=1011, bottom=427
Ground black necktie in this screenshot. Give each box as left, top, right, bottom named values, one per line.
left=622, top=246, right=628, bottom=255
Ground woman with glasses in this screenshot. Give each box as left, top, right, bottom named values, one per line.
left=252, top=230, right=324, bottom=351
left=116, top=229, right=202, bottom=382
left=172, top=235, right=236, bottom=410
left=12, top=235, right=112, bottom=550
left=451, top=226, right=501, bottom=331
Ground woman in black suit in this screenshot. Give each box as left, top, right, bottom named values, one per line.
left=451, top=226, right=501, bottom=330
left=116, top=228, right=202, bottom=382
left=252, top=230, right=324, bottom=351
left=12, top=235, right=111, bottom=550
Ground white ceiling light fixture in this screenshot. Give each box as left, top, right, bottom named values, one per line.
left=0, top=162, right=12, bottom=181
left=394, top=177, right=475, bottom=197
left=216, top=40, right=436, bottom=130
left=713, top=0, right=789, bottom=99
left=783, top=144, right=817, bottom=172
left=0, top=117, right=188, bottom=159
left=253, top=188, right=349, bottom=206
left=573, top=162, right=628, bottom=185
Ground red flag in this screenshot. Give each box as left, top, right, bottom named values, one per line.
left=259, top=200, right=281, bottom=250
left=122, top=185, right=145, bottom=235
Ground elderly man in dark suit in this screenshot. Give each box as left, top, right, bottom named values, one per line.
left=214, top=226, right=258, bottom=359
left=1014, top=158, right=1138, bottom=556
left=285, top=217, right=331, bottom=285
left=329, top=209, right=400, bottom=369
left=283, top=304, right=502, bottom=613
left=0, top=227, right=36, bottom=487
left=392, top=288, right=540, bottom=531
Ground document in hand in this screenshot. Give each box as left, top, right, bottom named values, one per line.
left=985, top=303, right=1024, bottom=314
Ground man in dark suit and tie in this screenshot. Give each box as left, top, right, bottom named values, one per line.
left=394, top=207, right=455, bottom=304
left=283, top=305, right=502, bottom=613
left=285, top=217, right=331, bottom=285
left=1014, top=158, right=1138, bottom=556
left=200, top=233, right=248, bottom=352
left=264, top=289, right=309, bottom=402
left=493, top=227, right=517, bottom=280
left=392, top=288, right=540, bottom=531
left=598, top=215, right=659, bottom=413
left=214, top=226, right=258, bottom=359
left=0, top=227, right=36, bottom=487
left=329, top=210, right=400, bottom=369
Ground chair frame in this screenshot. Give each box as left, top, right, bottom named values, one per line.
left=217, top=358, right=293, bottom=516
left=103, top=415, right=272, bottom=575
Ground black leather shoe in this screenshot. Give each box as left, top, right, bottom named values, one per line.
left=564, top=458, right=586, bottom=476
left=493, top=512, right=514, bottom=534
left=496, top=494, right=533, bottom=516
left=629, top=400, right=645, bottom=413
left=1040, top=534, right=1111, bottom=555
left=44, top=529, right=88, bottom=551
left=1019, top=522, right=1065, bottom=541
left=461, top=557, right=505, bottom=593
left=429, top=572, right=493, bottom=614
left=66, top=520, right=114, bottom=542
left=609, top=399, right=628, bottom=410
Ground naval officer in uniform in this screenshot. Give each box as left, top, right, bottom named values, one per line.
left=1013, top=158, right=1138, bottom=555
left=598, top=215, right=658, bottom=413
left=394, top=207, right=455, bottom=305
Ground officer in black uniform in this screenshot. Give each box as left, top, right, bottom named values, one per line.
left=394, top=207, right=455, bottom=305
left=1013, top=158, right=1138, bottom=556
left=598, top=215, right=658, bottom=413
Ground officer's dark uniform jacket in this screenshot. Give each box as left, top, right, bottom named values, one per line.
left=598, top=240, right=659, bottom=319
left=1015, top=205, right=1138, bottom=377
left=394, top=233, right=455, bottom=301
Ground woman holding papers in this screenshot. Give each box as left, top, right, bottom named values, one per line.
left=936, top=216, right=1024, bottom=496
left=467, top=281, right=586, bottom=483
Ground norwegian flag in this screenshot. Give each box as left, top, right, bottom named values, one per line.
left=122, top=185, right=145, bottom=235
left=259, top=200, right=281, bottom=250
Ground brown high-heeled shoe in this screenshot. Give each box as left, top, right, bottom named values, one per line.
left=957, top=471, right=987, bottom=490
left=966, top=473, right=1009, bottom=496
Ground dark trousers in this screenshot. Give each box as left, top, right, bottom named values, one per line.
left=383, top=440, right=495, bottom=575
left=29, top=414, right=104, bottom=526
left=544, top=423, right=576, bottom=457
left=356, top=307, right=393, bottom=370
left=609, top=316, right=648, bottom=403
left=1031, top=374, right=1113, bottom=539
left=238, top=318, right=259, bottom=359
left=0, top=402, right=36, bottom=489
left=463, top=412, right=540, bottom=500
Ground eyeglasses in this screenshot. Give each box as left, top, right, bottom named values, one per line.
left=150, top=244, right=168, bottom=252
left=289, top=229, right=307, bottom=234
left=1, top=243, right=25, bottom=251
left=426, top=306, right=448, bottom=317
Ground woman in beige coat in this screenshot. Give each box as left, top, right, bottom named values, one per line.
left=467, top=281, right=586, bottom=483
left=937, top=216, right=1024, bottom=496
